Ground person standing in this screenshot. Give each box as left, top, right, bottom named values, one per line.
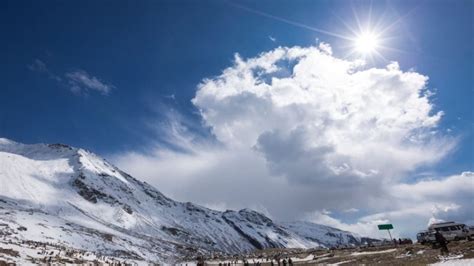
left=435, top=230, right=449, bottom=255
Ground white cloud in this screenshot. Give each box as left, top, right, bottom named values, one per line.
left=28, top=59, right=62, bottom=81
left=113, top=43, right=469, bottom=239
left=322, top=209, right=332, bottom=215
left=201, top=202, right=228, bottom=212
left=28, top=59, right=48, bottom=72
left=318, top=42, right=332, bottom=55
left=65, top=70, right=113, bottom=95
left=305, top=210, right=389, bottom=239
left=193, top=45, right=455, bottom=186
left=28, top=58, right=112, bottom=95
left=343, top=208, right=360, bottom=213
left=306, top=172, right=473, bottom=238
left=393, top=171, right=473, bottom=201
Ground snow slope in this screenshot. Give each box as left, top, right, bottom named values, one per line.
left=281, top=221, right=376, bottom=247
left=0, top=138, right=368, bottom=263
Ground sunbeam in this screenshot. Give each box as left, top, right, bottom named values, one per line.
left=227, top=1, right=415, bottom=64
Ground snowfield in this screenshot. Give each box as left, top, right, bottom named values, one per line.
left=430, top=258, right=474, bottom=265
left=0, top=138, right=370, bottom=263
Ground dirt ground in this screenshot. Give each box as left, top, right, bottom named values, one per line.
left=1, top=240, right=473, bottom=265
left=202, top=240, right=474, bottom=265
left=301, top=241, right=474, bottom=265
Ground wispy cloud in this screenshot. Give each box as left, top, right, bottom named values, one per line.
left=28, top=59, right=61, bottom=81
left=28, top=59, right=48, bottom=72
left=343, top=208, right=360, bottom=213
left=164, top=94, right=176, bottom=100
left=65, top=70, right=114, bottom=95
left=28, top=59, right=113, bottom=96
left=268, top=36, right=276, bottom=42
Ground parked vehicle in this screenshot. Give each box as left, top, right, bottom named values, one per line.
left=417, top=230, right=435, bottom=244
left=428, top=221, right=470, bottom=241
left=468, top=226, right=474, bottom=240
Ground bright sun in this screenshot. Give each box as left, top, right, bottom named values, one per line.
left=354, top=32, right=379, bottom=54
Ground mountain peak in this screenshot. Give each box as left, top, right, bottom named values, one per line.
left=0, top=138, right=79, bottom=160
left=0, top=137, right=17, bottom=145
left=0, top=139, right=368, bottom=263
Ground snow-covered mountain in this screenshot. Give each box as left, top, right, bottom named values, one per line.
left=0, top=138, right=370, bottom=263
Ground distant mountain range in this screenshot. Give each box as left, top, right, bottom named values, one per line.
left=0, top=138, right=376, bottom=263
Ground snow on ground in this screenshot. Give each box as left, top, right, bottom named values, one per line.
left=3, top=138, right=474, bottom=265
left=350, top=248, right=397, bottom=256
left=293, top=254, right=316, bottom=262
left=396, top=251, right=414, bottom=259
left=0, top=240, right=149, bottom=265
left=281, top=221, right=361, bottom=248
left=1, top=138, right=370, bottom=262
left=431, top=258, right=474, bottom=265
left=167, top=242, right=474, bottom=265
left=328, top=259, right=356, bottom=265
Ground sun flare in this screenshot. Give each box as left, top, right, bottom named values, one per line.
left=354, top=32, right=379, bottom=54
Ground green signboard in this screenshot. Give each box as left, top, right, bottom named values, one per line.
left=378, top=224, right=394, bottom=230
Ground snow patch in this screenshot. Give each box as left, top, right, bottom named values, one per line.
left=351, top=248, right=397, bottom=256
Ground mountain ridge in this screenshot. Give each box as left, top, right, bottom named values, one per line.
left=0, top=138, right=374, bottom=263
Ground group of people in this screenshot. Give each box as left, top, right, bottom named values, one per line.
left=269, top=257, right=293, bottom=266
left=200, top=230, right=451, bottom=265
left=213, top=257, right=294, bottom=266
left=392, top=238, right=413, bottom=245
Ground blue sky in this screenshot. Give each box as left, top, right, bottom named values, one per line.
left=1, top=0, right=472, bottom=238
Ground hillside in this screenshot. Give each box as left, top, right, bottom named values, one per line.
left=0, top=138, right=369, bottom=263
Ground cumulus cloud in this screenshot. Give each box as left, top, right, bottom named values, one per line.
left=65, top=70, right=114, bottom=95
left=318, top=42, right=332, bottom=55
left=193, top=45, right=455, bottom=187
left=113, top=43, right=469, bottom=239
